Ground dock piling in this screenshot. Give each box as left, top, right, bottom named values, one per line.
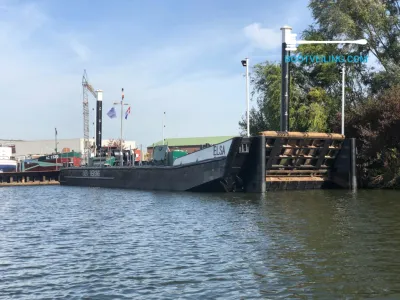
left=0, top=170, right=60, bottom=187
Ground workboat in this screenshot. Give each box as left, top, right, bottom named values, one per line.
left=0, top=146, right=17, bottom=172
left=0, top=160, right=17, bottom=173
left=59, top=137, right=254, bottom=192
left=22, top=151, right=81, bottom=172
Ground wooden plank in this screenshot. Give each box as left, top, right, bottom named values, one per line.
left=270, top=165, right=329, bottom=169
left=267, top=169, right=328, bottom=174
left=266, top=176, right=326, bottom=182
left=259, top=131, right=345, bottom=140
left=315, top=139, right=331, bottom=169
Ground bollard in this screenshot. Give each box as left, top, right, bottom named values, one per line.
left=351, top=138, right=357, bottom=191
left=244, top=136, right=266, bottom=193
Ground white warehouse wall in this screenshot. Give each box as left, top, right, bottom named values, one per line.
left=0, top=138, right=136, bottom=157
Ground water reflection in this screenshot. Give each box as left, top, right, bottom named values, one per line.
left=253, top=190, right=400, bottom=298
left=1, top=187, right=400, bottom=298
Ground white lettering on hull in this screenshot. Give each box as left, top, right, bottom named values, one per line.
left=213, top=144, right=226, bottom=156
left=173, top=139, right=233, bottom=166
left=82, top=170, right=101, bottom=177
left=46, top=155, right=59, bottom=160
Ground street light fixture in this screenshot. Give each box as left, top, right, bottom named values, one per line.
left=241, top=58, right=250, bottom=137
left=280, top=25, right=368, bottom=133
left=296, top=39, right=368, bottom=46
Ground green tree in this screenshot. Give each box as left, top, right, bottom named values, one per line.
left=238, top=62, right=281, bottom=134
left=239, top=61, right=335, bottom=135
left=330, top=85, right=400, bottom=188
left=295, top=27, right=370, bottom=105
left=239, top=0, right=400, bottom=188
left=240, top=0, right=399, bottom=135
left=308, top=0, right=400, bottom=93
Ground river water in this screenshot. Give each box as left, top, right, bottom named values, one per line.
left=1, top=186, right=400, bottom=299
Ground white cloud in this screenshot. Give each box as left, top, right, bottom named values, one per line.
left=0, top=1, right=250, bottom=148
left=243, top=23, right=281, bottom=50
left=68, top=38, right=91, bottom=61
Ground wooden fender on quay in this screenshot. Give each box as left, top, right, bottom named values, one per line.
left=259, top=131, right=345, bottom=140
left=250, top=131, right=355, bottom=191
left=0, top=170, right=60, bottom=186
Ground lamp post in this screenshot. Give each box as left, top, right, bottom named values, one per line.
left=54, top=127, right=58, bottom=154
left=113, top=88, right=129, bottom=166
left=241, top=58, right=250, bottom=137
left=280, top=25, right=367, bottom=133
left=162, top=111, right=166, bottom=145
left=54, top=128, right=59, bottom=171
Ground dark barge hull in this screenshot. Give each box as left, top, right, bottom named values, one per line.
left=61, top=159, right=226, bottom=192
left=59, top=134, right=357, bottom=192
left=60, top=137, right=247, bottom=192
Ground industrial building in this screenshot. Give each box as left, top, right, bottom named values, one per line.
left=0, top=138, right=136, bottom=159
left=146, top=136, right=236, bottom=157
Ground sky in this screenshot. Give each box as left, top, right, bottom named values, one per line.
left=0, top=0, right=312, bottom=148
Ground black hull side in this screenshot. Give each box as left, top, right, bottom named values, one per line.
left=60, top=137, right=246, bottom=192
left=60, top=158, right=229, bottom=192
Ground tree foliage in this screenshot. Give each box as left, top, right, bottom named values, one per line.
left=239, top=0, right=400, bottom=187
left=240, top=62, right=335, bottom=134
left=308, top=0, right=400, bottom=92
left=330, top=85, right=400, bottom=188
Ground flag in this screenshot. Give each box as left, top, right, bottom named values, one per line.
left=107, top=107, right=117, bottom=119
left=55, top=128, right=57, bottom=135
left=125, top=106, right=131, bottom=119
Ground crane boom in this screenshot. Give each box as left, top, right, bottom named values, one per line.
left=82, top=70, right=98, bottom=165
left=83, top=79, right=97, bottom=98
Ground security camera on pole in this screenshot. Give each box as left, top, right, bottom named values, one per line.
left=279, top=25, right=367, bottom=133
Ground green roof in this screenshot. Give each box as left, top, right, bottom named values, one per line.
left=149, top=136, right=236, bottom=147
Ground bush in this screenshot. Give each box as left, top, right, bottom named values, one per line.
left=342, top=85, right=400, bottom=188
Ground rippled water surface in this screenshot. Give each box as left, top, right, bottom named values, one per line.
left=1, top=186, right=400, bottom=299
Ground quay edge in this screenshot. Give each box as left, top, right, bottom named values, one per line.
left=0, top=170, right=60, bottom=187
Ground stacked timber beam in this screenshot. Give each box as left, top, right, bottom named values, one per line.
left=0, top=170, right=60, bottom=187
left=258, top=131, right=348, bottom=191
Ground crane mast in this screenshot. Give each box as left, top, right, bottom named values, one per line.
left=82, top=70, right=101, bottom=165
